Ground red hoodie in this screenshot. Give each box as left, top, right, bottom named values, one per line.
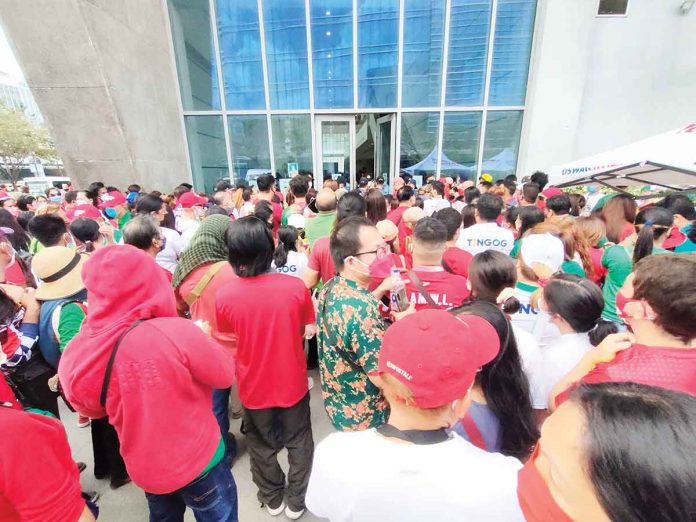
left=58, top=246, right=235, bottom=494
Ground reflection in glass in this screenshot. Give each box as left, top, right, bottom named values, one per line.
left=320, top=121, right=350, bottom=178
left=168, top=0, right=220, bottom=110
left=216, top=1, right=265, bottom=109
left=271, top=115, right=314, bottom=177
left=263, top=0, right=310, bottom=109
left=442, top=112, right=481, bottom=181
left=482, top=111, right=523, bottom=180
left=402, top=0, right=445, bottom=108
left=358, top=0, right=399, bottom=108
left=184, top=116, right=229, bottom=193
left=312, top=0, right=353, bottom=109
left=228, top=116, right=271, bottom=182
left=489, top=0, right=536, bottom=106
left=446, top=0, right=491, bottom=106
left=400, top=113, right=440, bottom=184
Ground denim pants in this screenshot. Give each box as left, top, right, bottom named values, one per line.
left=145, top=459, right=238, bottom=522
left=212, top=387, right=236, bottom=464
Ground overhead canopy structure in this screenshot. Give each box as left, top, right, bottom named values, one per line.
left=548, top=123, right=696, bottom=190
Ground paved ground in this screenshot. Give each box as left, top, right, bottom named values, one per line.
left=63, top=370, right=331, bottom=521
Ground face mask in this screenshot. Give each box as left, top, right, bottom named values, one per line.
left=517, top=444, right=574, bottom=522
left=104, top=207, right=117, bottom=219
left=615, top=291, right=652, bottom=321
left=50, top=196, right=62, bottom=204
left=350, top=253, right=391, bottom=280
left=158, top=237, right=167, bottom=252
left=194, top=207, right=206, bottom=220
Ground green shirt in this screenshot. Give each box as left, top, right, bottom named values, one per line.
left=305, top=212, right=337, bottom=248
left=316, top=276, right=388, bottom=431
left=58, top=303, right=87, bottom=352
left=509, top=238, right=521, bottom=259
left=675, top=225, right=696, bottom=253
left=561, top=260, right=586, bottom=278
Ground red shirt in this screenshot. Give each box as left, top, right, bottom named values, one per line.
left=0, top=408, right=86, bottom=522
left=588, top=247, right=607, bottom=284
left=2, top=257, right=26, bottom=286
left=307, top=237, right=336, bottom=284
left=403, top=268, right=471, bottom=311
left=160, top=265, right=173, bottom=283
left=216, top=273, right=315, bottom=409
left=387, top=205, right=408, bottom=226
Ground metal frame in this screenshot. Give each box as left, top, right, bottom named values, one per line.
left=173, top=0, right=532, bottom=190
left=314, top=115, right=356, bottom=188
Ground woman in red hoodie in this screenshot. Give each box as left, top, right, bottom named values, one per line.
left=58, top=245, right=238, bottom=522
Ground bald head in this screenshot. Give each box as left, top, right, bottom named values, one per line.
left=316, top=188, right=337, bottom=213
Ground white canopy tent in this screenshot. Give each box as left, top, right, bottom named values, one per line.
left=402, top=148, right=474, bottom=174
left=548, top=123, right=696, bottom=190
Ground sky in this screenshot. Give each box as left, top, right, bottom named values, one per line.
left=0, top=26, right=25, bottom=80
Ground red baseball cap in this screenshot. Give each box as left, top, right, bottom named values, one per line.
left=67, top=204, right=102, bottom=221
left=663, top=224, right=687, bottom=250
left=541, top=187, right=562, bottom=199
left=179, top=191, right=208, bottom=208
left=378, top=309, right=500, bottom=408
left=99, top=191, right=127, bottom=209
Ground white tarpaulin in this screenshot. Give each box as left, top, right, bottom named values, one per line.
left=548, top=123, right=696, bottom=189
left=403, top=148, right=474, bottom=174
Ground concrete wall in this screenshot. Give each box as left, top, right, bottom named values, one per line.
left=519, top=0, right=696, bottom=176
left=0, top=0, right=191, bottom=190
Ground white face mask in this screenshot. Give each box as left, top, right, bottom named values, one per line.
left=194, top=207, right=206, bottom=220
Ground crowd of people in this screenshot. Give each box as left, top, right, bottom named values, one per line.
left=0, top=171, right=695, bottom=522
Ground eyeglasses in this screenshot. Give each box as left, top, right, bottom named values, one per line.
left=354, top=244, right=389, bottom=258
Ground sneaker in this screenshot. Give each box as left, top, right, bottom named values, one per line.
left=265, top=500, right=285, bottom=517
left=285, top=506, right=305, bottom=520
left=307, top=377, right=314, bottom=391
left=77, top=415, right=90, bottom=428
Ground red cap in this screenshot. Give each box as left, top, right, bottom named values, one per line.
left=663, top=224, right=687, bottom=250
left=378, top=309, right=499, bottom=408
left=0, top=190, right=11, bottom=201
left=67, top=204, right=102, bottom=221
left=541, top=187, right=562, bottom=199
left=442, top=247, right=473, bottom=278
left=99, top=191, right=127, bottom=209
left=179, top=191, right=208, bottom=208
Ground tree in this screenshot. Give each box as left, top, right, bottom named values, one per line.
left=0, top=104, right=58, bottom=184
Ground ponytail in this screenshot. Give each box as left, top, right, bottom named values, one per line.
left=633, top=221, right=656, bottom=264
left=632, top=207, right=673, bottom=264
left=589, top=319, right=619, bottom=346
left=274, top=225, right=298, bottom=268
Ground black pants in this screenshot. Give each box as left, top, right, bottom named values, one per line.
left=91, top=417, right=129, bottom=484
left=243, top=393, right=314, bottom=512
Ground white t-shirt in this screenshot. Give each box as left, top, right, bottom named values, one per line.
left=306, top=429, right=524, bottom=522
left=177, top=218, right=200, bottom=249
left=424, top=197, right=451, bottom=217
left=510, top=282, right=560, bottom=349
left=456, top=222, right=514, bottom=255
left=156, top=227, right=183, bottom=273
left=530, top=332, right=592, bottom=409
left=273, top=250, right=308, bottom=279
left=512, top=324, right=542, bottom=388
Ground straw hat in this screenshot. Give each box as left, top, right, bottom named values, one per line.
left=34, top=247, right=87, bottom=300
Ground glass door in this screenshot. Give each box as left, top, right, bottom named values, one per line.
left=315, top=116, right=356, bottom=189
left=375, top=114, right=396, bottom=187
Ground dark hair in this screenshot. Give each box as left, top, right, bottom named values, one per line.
left=365, top=189, right=387, bottom=225
left=521, top=182, right=540, bottom=204
left=478, top=180, right=493, bottom=189
left=242, top=188, right=252, bottom=202
left=657, top=193, right=695, bottom=221
left=206, top=205, right=229, bottom=217
left=214, top=180, right=232, bottom=192
left=0, top=289, right=19, bottom=324
left=546, top=194, right=571, bottom=216
left=336, top=191, right=367, bottom=224
left=461, top=204, right=477, bottom=229
left=274, top=225, right=299, bottom=268
left=504, top=206, right=519, bottom=231
left=568, top=193, right=586, bottom=217
left=413, top=217, right=447, bottom=247
left=632, top=206, right=673, bottom=264
left=516, top=205, right=545, bottom=240
left=543, top=274, right=617, bottom=345
left=0, top=209, right=30, bottom=252
left=468, top=250, right=520, bottom=313
left=180, top=182, right=193, bottom=190
left=430, top=180, right=445, bottom=197
left=396, top=186, right=415, bottom=203
left=69, top=218, right=100, bottom=252
left=599, top=194, right=637, bottom=243
left=414, top=196, right=425, bottom=209
left=86, top=181, right=104, bottom=206
left=476, top=193, right=504, bottom=222
left=632, top=254, right=696, bottom=343
left=134, top=194, right=165, bottom=215
left=330, top=216, right=370, bottom=271
left=464, top=187, right=480, bottom=204
left=127, top=184, right=141, bottom=193
left=227, top=216, right=275, bottom=277
left=173, top=184, right=191, bottom=200
left=530, top=171, right=548, bottom=191
left=570, top=382, right=696, bottom=522
left=65, top=191, right=79, bottom=205
left=27, top=214, right=67, bottom=247
left=254, top=200, right=275, bottom=230
left=450, top=301, right=538, bottom=460
left=289, top=176, right=309, bottom=198
left=503, top=180, right=517, bottom=197
left=16, top=195, right=36, bottom=212
left=256, top=174, right=275, bottom=193
left=16, top=211, right=34, bottom=232
left=433, top=207, right=462, bottom=241
left=122, top=215, right=160, bottom=251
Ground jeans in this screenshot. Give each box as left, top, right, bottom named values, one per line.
left=145, top=459, right=238, bottom=522
left=212, top=388, right=236, bottom=464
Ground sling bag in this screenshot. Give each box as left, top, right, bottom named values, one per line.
left=183, top=261, right=226, bottom=306
left=99, top=319, right=149, bottom=408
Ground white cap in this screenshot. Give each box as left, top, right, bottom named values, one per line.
left=287, top=213, right=306, bottom=229
left=520, top=233, right=564, bottom=274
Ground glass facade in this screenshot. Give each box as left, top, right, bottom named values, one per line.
left=168, top=0, right=537, bottom=189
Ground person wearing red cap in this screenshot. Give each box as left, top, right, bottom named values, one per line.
left=58, top=245, right=238, bottom=521
left=306, top=309, right=524, bottom=521
left=99, top=190, right=131, bottom=239
left=176, top=191, right=208, bottom=248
